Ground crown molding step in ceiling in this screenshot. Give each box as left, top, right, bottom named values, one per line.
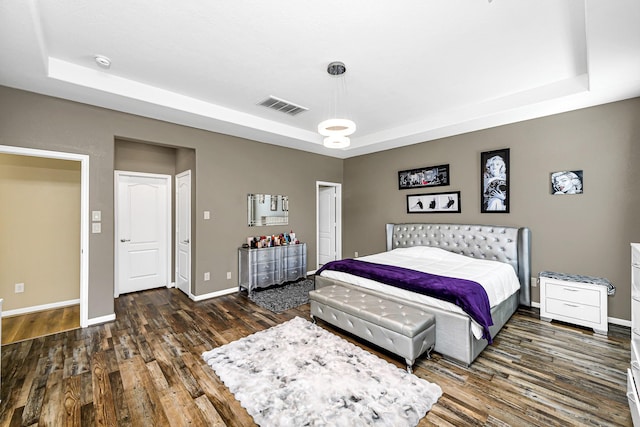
left=0, top=0, right=639, bottom=158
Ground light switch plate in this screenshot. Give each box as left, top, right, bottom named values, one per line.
left=92, top=223, right=101, bottom=233
left=92, top=210, right=101, bottom=221
left=204, top=211, right=210, bottom=220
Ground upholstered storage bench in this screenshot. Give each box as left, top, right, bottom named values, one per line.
left=309, top=284, right=435, bottom=373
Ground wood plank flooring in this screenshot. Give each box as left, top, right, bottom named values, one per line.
left=2, top=305, right=80, bottom=345
left=0, top=287, right=632, bottom=426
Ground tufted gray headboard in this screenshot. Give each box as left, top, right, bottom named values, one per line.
left=386, top=223, right=531, bottom=307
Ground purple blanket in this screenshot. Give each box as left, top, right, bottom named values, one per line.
left=316, top=259, right=494, bottom=343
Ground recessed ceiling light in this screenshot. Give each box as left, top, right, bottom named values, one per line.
left=94, top=55, right=111, bottom=69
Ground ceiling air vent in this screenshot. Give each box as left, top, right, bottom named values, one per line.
left=258, top=96, right=308, bottom=116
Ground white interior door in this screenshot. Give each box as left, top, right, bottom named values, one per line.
left=318, top=186, right=337, bottom=266
left=115, top=171, right=171, bottom=296
left=317, top=181, right=342, bottom=270
left=176, top=170, right=191, bottom=296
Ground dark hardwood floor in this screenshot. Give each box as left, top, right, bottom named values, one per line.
left=0, top=287, right=632, bottom=426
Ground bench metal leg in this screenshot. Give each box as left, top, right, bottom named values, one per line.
left=310, top=314, right=317, bottom=324
left=405, top=358, right=414, bottom=374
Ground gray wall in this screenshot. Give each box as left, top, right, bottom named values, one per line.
left=0, top=86, right=343, bottom=319
left=343, top=97, right=640, bottom=320
left=2, top=84, right=638, bottom=322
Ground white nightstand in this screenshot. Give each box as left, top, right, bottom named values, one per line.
left=539, top=272, right=612, bottom=335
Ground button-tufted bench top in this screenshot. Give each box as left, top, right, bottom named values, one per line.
left=309, top=285, right=435, bottom=338
left=539, top=270, right=615, bottom=295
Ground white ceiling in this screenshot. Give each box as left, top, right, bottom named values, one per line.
left=1, top=0, right=639, bottom=159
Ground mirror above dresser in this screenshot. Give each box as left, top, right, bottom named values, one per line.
left=247, top=194, right=288, bottom=227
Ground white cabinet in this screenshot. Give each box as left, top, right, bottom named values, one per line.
left=630, top=243, right=640, bottom=425
left=238, top=243, right=307, bottom=293
left=539, top=274, right=608, bottom=335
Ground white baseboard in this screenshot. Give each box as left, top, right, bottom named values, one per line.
left=87, top=313, right=116, bottom=326
left=529, top=301, right=630, bottom=327
left=2, top=298, right=80, bottom=318
left=191, top=286, right=238, bottom=301
left=608, top=317, right=631, bottom=327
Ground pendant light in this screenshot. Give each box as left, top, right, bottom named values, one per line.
left=318, top=61, right=356, bottom=149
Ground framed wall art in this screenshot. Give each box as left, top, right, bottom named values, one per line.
left=407, top=191, right=461, bottom=213
left=481, top=148, right=509, bottom=213
left=550, top=170, right=583, bottom=195
left=398, top=164, right=449, bottom=190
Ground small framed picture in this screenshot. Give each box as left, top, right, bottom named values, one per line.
left=407, top=191, right=461, bottom=213
left=481, top=148, right=509, bottom=213
left=398, top=164, right=449, bottom=190
left=551, top=170, right=583, bottom=195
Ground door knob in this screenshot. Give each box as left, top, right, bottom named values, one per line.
left=182, top=239, right=190, bottom=243
left=120, top=239, right=130, bottom=242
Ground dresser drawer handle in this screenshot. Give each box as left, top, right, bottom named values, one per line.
left=563, top=303, right=580, bottom=308
left=562, top=288, right=579, bottom=292
left=632, top=361, right=640, bottom=371
left=634, top=328, right=640, bottom=337
left=629, top=392, right=638, bottom=404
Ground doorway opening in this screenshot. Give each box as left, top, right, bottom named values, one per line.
left=0, top=144, right=89, bottom=328
left=316, top=181, right=342, bottom=270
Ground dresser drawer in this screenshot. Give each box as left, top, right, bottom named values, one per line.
left=633, top=243, right=640, bottom=268
left=285, top=267, right=305, bottom=282
left=286, top=244, right=305, bottom=257
left=633, top=266, right=640, bottom=296
left=285, top=257, right=303, bottom=269
left=254, top=248, right=279, bottom=262
left=545, top=299, right=601, bottom=324
left=628, top=369, right=640, bottom=427
left=256, top=271, right=279, bottom=288
left=255, top=260, right=278, bottom=275
left=632, top=340, right=640, bottom=396
left=544, top=280, right=600, bottom=307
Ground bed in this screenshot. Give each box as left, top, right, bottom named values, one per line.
left=314, top=223, right=531, bottom=366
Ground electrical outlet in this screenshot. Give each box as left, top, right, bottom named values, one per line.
left=15, top=282, right=24, bottom=293
left=531, top=276, right=538, bottom=287
left=226, top=272, right=232, bottom=280
left=204, top=272, right=210, bottom=281
left=354, top=251, right=359, bottom=258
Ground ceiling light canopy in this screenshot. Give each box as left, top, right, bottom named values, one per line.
left=319, top=61, right=355, bottom=149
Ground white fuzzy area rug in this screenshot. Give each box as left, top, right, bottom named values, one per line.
left=202, top=316, right=442, bottom=426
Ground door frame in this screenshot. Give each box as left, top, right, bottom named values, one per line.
left=315, top=181, right=342, bottom=271
left=175, top=170, right=192, bottom=298
left=114, top=170, right=172, bottom=297
left=0, top=144, right=90, bottom=327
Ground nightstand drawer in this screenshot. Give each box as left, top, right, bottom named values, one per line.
left=544, top=281, right=600, bottom=307
left=545, top=299, right=601, bottom=324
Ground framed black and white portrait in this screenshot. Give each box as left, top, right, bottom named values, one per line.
left=398, top=164, right=449, bottom=190
left=407, top=191, right=461, bottom=213
left=481, top=148, right=510, bottom=213
left=551, top=170, right=583, bottom=195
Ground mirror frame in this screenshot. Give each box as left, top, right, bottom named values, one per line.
left=248, top=194, right=288, bottom=226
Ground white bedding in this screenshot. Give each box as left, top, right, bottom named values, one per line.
left=319, top=246, right=521, bottom=339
